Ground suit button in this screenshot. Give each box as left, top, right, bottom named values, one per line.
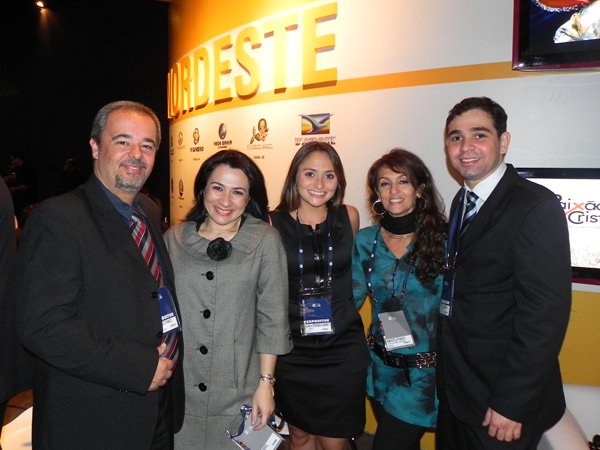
left=206, top=271, right=214, bottom=280
left=156, top=331, right=163, bottom=338
left=198, top=383, right=207, bottom=392
left=199, top=346, right=208, bottom=354
left=151, top=291, right=159, bottom=299
left=203, top=310, right=211, bottom=319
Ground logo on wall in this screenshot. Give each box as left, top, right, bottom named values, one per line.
left=248, top=117, right=273, bottom=152
left=190, top=127, right=204, bottom=153
left=295, top=113, right=336, bottom=146
left=250, top=118, right=269, bottom=144
left=214, top=123, right=232, bottom=149
left=172, top=129, right=187, bottom=152
left=178, top=179, right=184, bottom=198
left=300, top=113, right=332, bottom=135
left=219, top=123, right=227, bottom=140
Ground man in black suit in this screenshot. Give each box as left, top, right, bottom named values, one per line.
left=436, top=97, right=571, bottom=449
left=1, top=177, right=32, bottom=450
left=15, top=101, right=183, bottom=450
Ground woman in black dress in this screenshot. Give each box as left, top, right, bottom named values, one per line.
left=270, top=142, right=368, bottom=450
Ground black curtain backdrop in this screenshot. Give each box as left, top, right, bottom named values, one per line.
left=0, top=0, right=170, bottom=217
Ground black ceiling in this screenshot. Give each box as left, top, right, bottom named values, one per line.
left=2, top=0, right=168, bottom=25
left=2, top=0, right=68, bottom=24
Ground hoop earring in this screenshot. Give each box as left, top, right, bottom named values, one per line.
left=416, top=197, right=429, bottom=212
left=371, top=199, right=386, bottom=217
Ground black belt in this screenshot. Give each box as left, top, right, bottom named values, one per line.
left=366, top=329, right=436, bottom=386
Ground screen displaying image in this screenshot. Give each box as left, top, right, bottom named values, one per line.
left=517, top=168, right=600, bottom=284
left=513, top=0, right=600, bottom=69
left=552, top=1, right=600, bottom=44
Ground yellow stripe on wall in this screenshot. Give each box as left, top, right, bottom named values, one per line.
left=170, top=61, right=543, bottom=123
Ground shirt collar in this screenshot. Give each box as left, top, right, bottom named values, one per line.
left=466, top=162, right=506, bottom=203
left=94, top=175, right=142, bottom=222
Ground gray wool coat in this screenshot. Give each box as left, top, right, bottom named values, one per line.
left=165, top=215, right=292, bottom=450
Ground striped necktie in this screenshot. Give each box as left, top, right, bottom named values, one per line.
left=460, top=191, right=478, bottom=237
left=130, top=210, right=160, bottom=281
left=130, top=209, right=179, bottom=366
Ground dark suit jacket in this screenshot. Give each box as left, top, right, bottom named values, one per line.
left=1, top=178, right=32, bottom=406
left=15, top=177, right=184, bottom=450
left=438, top=164, right=571, bottom=434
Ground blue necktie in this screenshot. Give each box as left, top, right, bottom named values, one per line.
left=460, top=191, right=478, bottom=237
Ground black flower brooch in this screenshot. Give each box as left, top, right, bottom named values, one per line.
left=207, top=237, right=232, bottom=261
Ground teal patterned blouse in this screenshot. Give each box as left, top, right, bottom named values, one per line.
left=352, top=224, right=442, bottom=428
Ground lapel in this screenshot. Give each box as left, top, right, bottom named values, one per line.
left=456, top=164, right=520, bottom=251
left=80, top=178, right=157, bottom=276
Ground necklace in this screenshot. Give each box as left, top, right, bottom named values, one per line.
left=384, top=228, right=413, bottom=240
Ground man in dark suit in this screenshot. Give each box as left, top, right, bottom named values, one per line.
left=15, top=101, right=183, bottom=450
left=436, top=97, right=571, bottom=450
left=1, top=177, right=32, bottom=450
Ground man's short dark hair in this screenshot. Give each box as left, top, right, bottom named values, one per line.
left=445, top=96, right=507, bottom=137
left=90, top=101, right=161, bottom=147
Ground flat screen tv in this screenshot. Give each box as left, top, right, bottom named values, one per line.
left=517, top=167, right=600, bottom=285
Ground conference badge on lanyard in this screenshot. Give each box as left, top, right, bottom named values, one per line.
left=439, top=266, right=455, bottom=318
left=299, top=287, right=334, bottom=336
left=158, top=286, right=182, bottom=334
left=378, top=311, right=415, bottom=350
left=440, top=189, right=464, bottom=318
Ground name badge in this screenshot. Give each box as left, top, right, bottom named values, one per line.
left=227, top=407, right=284, bottom=450
left=158, top=286, right=182, bottom=334
left=439, top=266, right=455, bottom=317
left=299, top=288, right=334, bottom=336
left=378, top=311, right=415, bottom=350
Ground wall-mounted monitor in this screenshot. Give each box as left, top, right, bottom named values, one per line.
left=513, top=0, right=600, bottom=70
left=517, top=168, right=600, bottom=285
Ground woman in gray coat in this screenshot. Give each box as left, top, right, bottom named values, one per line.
left=165, top=150, right=292, bottom=450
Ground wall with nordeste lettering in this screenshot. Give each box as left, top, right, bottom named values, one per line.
left=167, top=1, right=600, bottom=447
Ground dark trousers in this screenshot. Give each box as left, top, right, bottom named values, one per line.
left=151, top=387, right=174, bottom=450
left=371, top=401, right=427, bottom=450
left=436, top=400, right=543, bottom=450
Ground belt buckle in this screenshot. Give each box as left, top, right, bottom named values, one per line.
left=415, top=352, right=432, bottom=369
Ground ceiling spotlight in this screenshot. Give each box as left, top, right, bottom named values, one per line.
left=36, top=1, right=45, bottom=9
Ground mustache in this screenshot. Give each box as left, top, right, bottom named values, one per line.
left=119, top=159, right=147, bottom=170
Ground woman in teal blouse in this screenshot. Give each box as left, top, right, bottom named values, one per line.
left=353, top=148, right=447, bottom=450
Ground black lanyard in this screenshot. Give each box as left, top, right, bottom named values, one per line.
left=367, top=225, right=410, bottom=306
left=295, top=211, right=333, bottom=291
left=445, top=188, right=466, bottom=270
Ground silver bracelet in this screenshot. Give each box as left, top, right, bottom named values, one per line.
left=259, top=374, right=276, bottom=386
